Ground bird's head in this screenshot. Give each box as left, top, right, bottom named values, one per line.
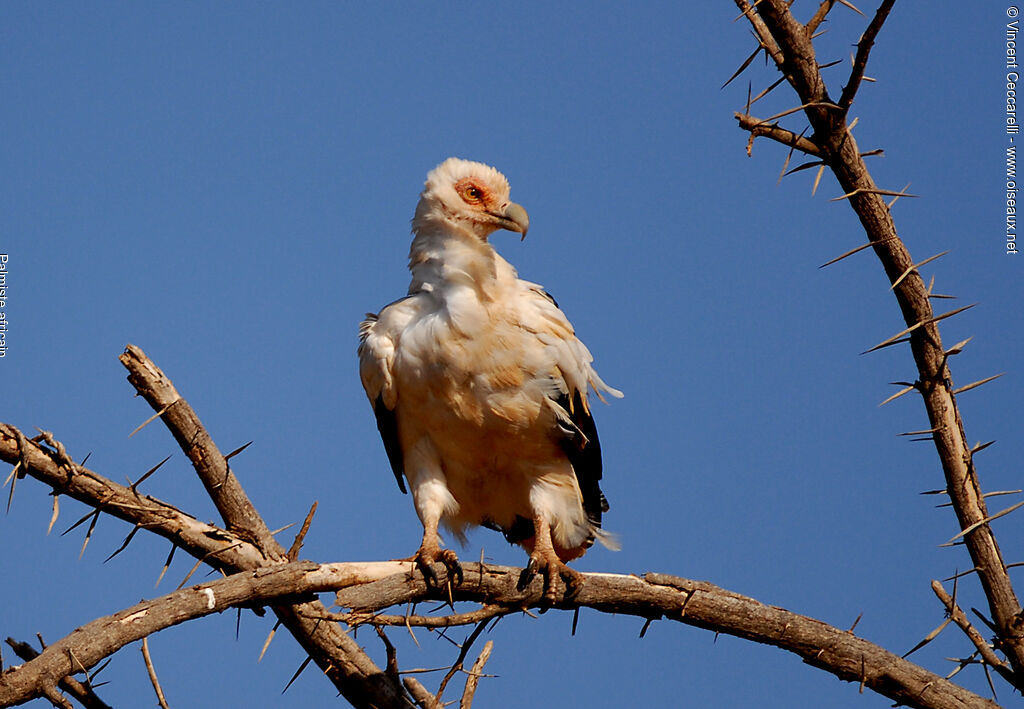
left=413, top=158, right=530, bottom=241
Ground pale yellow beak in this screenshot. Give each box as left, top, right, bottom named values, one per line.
left=490, top=202, right=530, bottom=240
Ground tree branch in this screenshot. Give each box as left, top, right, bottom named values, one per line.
left=0, top=422, right=263, bottom=574
left=838, top=0, right=896, bottom=111
left=3, top=639, right=111, bottom=709
left=117, top=345, right=415, bottom=709
left=459, top=639, right=493, bottom=709
left=0, top=417, right=406, bottom=708
left=735, top=112, right=823, bottom=156
left=0, top=411, right=1002, bottom=709
left=0, top=561, right=413, bottom=707
left=118, top=344, right=283, bottom=556
left=731, top=0, right=1024, bottom=681
left=805, top=0, right=839, bottom=35
left=140, top=637, right=170, bottom=709
left=733, top=0, right=784, bottom=66
left=351, top=566, right=998, bottom=709
left=2, top=409, right=1002, bottom=709
left=0, top=561, right=999, bottom=709
left=932, top=580, right=1020, bottom=691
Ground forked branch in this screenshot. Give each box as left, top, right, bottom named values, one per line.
left=0, top=558, right=999, bottom=709
left=730, top=0, right=1024, bottom=685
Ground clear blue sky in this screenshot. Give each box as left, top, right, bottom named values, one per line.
left=2, top=3, right=1020, bottom=707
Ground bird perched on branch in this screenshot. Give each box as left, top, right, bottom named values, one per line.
left=358, top=158, right=621, bottom=601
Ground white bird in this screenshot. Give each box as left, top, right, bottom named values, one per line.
left=358, top=157, right=621, bottom=600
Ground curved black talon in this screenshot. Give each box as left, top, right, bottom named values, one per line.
left=435, top=549, right=463, bottom=588
left=417, top=559, right=440, bottom=587
left=446, top=557, right=464, bottom=586
left=415, top=550, right=463, bottom=589
left=517, top=557, right=538, bottom=591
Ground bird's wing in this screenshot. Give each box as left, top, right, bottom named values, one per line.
left=516, top=282, right=622, bottom=527
left=358, top=296, right=419, bottom=494
left=517, top=281, right=622, bottom=404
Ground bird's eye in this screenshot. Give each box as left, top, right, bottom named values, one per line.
left=463, top=186, right=482, bottom=203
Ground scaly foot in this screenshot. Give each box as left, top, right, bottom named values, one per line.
left=517, top=550, right=584, bottom=603
left=410, top=543, right=464, bottom=588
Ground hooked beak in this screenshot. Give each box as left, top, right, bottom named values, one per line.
left=489, top=202, right=530, bottom=240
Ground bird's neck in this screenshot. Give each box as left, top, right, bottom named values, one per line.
left=407, top=223, right=515, bottom=299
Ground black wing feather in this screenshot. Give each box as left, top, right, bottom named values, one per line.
left=555, top=389, right=609, bottom=527
left=488, top=386, right=609, bottom=547
left=373, top=394, right=407, bottom=494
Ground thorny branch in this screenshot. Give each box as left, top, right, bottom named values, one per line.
left=837, top=0, right=895, bottom=112
left=730, top=0, right=1024, bottom=689
left=460, top=640, right=494, bottom=709
left=0, top=555, right=1000, bottom=709
left=117, top=345, right=414, bottom=709
left=931, top=581, right=1021, bottom=692
left=118, top=345, right=282, bottom=555
left=735, top=113, right=823, bottom=157
left=3, top=639, right=110, bottom=709
left=0, top=560, right=416, bottom=707
left=0, top=347, right=414, bottom=709
left=0, top=366, right=1001, bottom=709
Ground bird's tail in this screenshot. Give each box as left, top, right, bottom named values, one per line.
left=592, top=526, right=621, bottom=552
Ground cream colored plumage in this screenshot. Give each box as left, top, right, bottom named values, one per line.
left=358, top=157, right=621, bottom=599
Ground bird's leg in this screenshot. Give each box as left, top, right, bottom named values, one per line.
left=517, top=515, right=584, bottom=603
left=411, top=510, right=463, bottom=587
